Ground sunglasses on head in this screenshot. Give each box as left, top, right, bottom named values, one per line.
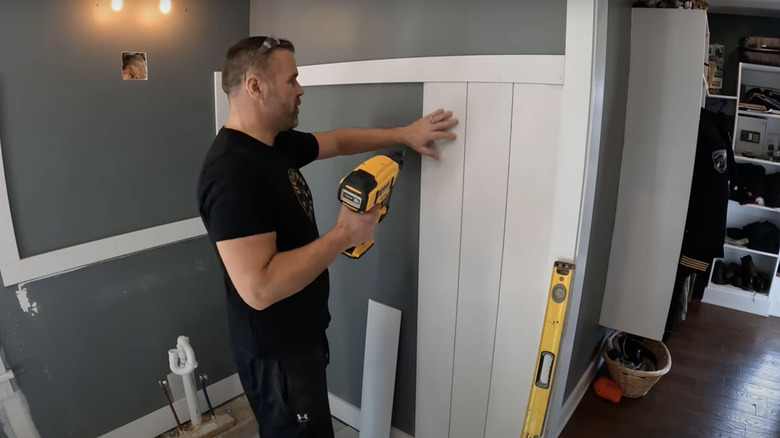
left=245, top=37, right=291, bottom=76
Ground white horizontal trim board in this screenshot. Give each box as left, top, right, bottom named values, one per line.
left=298, top=55, right=565, bottom=86
left=0, top=218, right=206, bottom=286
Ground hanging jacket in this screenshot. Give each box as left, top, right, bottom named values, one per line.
left=679, top=108, right=736, bottom=271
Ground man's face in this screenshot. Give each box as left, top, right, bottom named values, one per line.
left=264, top=50, right=304, bottom=131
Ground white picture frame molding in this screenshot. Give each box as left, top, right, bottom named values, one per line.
left=0, top=54, right=565, bottom=287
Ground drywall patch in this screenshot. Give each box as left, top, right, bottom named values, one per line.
left=122, top=52, right=148, bottom=80
left=15, top=285, right=37, bottom=315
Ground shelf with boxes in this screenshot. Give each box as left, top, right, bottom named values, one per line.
left=733, top=63, right=780, bottom=160
left=708, top=203, right=779, bottom=290
left=705, top=201, right=779, bottom=317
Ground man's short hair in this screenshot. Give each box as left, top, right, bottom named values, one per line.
left=221, top=36, right=295, bottom=96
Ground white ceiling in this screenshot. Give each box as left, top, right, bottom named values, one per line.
left=708, top=0, right=780, bottom=17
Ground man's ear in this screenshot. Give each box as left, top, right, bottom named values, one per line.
left=245, top=74, right=265, bottom=100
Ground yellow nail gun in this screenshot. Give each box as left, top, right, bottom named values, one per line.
left=338, top=150, right=404, bottom=259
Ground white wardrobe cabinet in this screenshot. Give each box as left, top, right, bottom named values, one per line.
left=599, top=9, right=709, bottom=341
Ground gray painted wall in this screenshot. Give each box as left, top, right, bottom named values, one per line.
left=0, top=238, right=236, bottom=438
left=708, top=13, right=780, bottom=97
left=250, top=0, right=567, bottom=65
left=297, top=84, right=422, bottom=435
left=564, top=0, right=633, bottom=399
left=0, top=0, right=246, bottom=257
left=0, top=0, right=249, bottom=436
left=249, top=0, right=569, bottom=434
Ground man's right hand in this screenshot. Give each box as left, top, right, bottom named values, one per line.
left=334, top=204, right=381, bottom=250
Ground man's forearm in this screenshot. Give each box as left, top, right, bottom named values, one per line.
left=331, top=127, right=408, bottom=156
left=253, top=228, right=347, bottom=309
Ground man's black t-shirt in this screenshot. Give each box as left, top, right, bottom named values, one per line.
left=197, top=127, right=330, bottom=357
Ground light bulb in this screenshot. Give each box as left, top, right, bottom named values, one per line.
left=111, top=0, right=122, bottom=12
left=159, top=0, right=172, bottom=14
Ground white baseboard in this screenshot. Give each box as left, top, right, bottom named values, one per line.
left=98, top=373, right=243, bottom=438
left=549, top=357, right=601, bottom=438
left=328, top=393, right=413, bottom=438
left=100, top=373, right=413, bottom=438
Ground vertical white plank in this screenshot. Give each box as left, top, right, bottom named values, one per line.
left=546, top=0, right=605, bottom=435
left=549, top=0, right=597, bottom=265
left=0, top=135, right=20, bottom=265
left=449, top=83, right=513, bottom=438
left=600, top=9, right=707, bottom=341
left=417, top=82, right=467, bottom=438
left=359, top=300, right=402, bottom=438
left=485, top=84, right=563, bottom=438
left=214, top=72, right=229, bottom=134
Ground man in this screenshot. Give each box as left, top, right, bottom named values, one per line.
left=197, top=36, right=458, bottom=437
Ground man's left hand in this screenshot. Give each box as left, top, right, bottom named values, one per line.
left=402, top=109, right=458, bottom=160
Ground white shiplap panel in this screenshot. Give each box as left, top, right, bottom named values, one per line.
left=416, top=82, right=468, bottom=438
left=485, top=84, right=563, bottom=438
left=449, top=83, right=513, bottom=438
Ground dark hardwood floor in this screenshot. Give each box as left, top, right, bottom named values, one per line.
left=560, top=301, right=780, bottom=438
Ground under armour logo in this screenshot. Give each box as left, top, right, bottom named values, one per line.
left=296, top=414, right=310, bottom=423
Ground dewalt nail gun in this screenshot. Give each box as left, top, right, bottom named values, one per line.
left=337, top=150, right=404, bottom=259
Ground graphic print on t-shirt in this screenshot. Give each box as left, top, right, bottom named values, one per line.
left=288, top=169, right=314, bottom=222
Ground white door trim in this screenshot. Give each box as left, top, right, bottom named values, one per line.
left=546, top=0, right=602, bottom=436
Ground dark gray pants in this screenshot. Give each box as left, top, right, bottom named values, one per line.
left=234, top=340, right=334, bottom=438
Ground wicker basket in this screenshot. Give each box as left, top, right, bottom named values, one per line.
left=601, top=331, right=672, bottom=398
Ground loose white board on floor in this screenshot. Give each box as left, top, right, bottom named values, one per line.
left=359, top=300, right=402, bottom=438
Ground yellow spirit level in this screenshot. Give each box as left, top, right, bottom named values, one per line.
left=521, top=261, right=575, bottom=438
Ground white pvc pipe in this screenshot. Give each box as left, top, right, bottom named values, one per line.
left=168, top=336, right=201, bottom=426
left=181, top=373, right=200, bottom=427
